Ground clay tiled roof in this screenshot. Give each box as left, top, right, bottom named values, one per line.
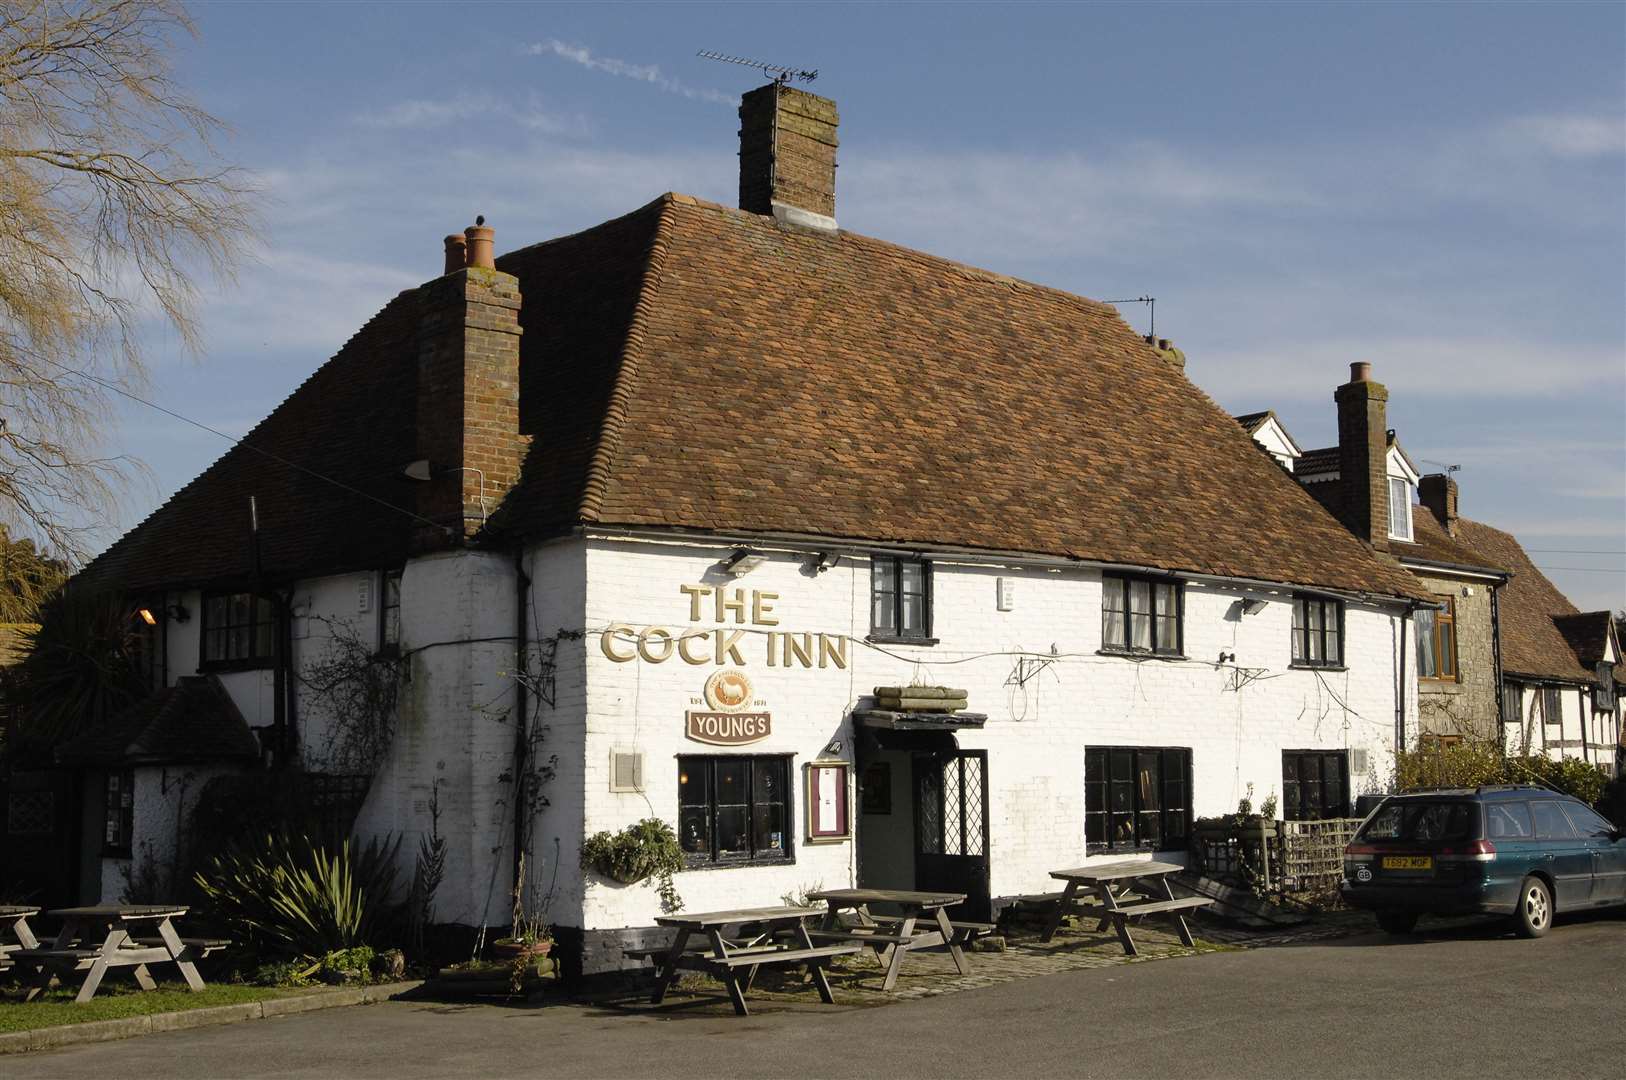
left=1553, top=612, right=1616, bottom=668
left=81, top=193, right=1425, bottom=602
left=1296, top=446, right=1340, bottom=478
left=55, top=675, right=260, bottom=767
left=1392, top=512, right=1508, bottom=576
left=1450, top=519, right=1592, bottom=683
left=79, top=293, right=425, bottom=593
left=499, top=195, right=1423, bottom=599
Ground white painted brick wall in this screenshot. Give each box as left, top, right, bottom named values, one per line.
left=573, top=536, right=1413, bottom=931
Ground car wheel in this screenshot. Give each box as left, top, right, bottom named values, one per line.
left=1376, top=910, right=1419, bottom=935
left=1515, top=876, right=1552, bottom=938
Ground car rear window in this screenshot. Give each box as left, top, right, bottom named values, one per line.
left=1358, top=800, right=1478, bottom=843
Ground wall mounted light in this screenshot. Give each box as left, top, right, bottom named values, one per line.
left=1240, top=599, right=1268, bottom=616
left=808, top=551, right=839, bottom=574
left=136, top=607, right=158, bottom=626
left=720, top=549, right=768, bottom=577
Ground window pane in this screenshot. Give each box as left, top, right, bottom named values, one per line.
left=1103, top=579, right=1127, bottom=648
left=715, top=806, right=749, bottom=855
left=715, top=759, right=747, bottom=805
left=752, top=801, right=785, bottom=855
left=1153, top=583, right=1176, bottom=617
left=1531, top=801, right=1577, bottom=840
left=871, top=557, right=896, bottom=633
left=1438, top=623, right=1456, bottom=677
left=1325, top=619, right=1340, bottom=665
left=1390, top=479, right=1410, bottom=537
left=899, top=560, right=924, bottom=596
left=1131, top=611, right=1152, bottom=651
left=1415, top=610, right=1437, bottom=677
left=901, top=590, right=924, bottom=634
left=679, top=806, right=711, bottom=854
left=1128, top=580, right=1152, bottom=617
left=678, top=762, right=705, bottom=805
left=1154, top=615, right=1178, bottom=654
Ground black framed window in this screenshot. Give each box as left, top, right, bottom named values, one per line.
left=1085, top=747, right=1190, bottom=852
left=103, top=769, right=134, bottom=857
left=677, top=755, right=792, bottom=866
left=1502, top=681, right=1524, bottom=725
left=1594, top=663, right=1615, bottom=712
left=1415, top=598, right=1458, bottom=681
left=1282, top=751, right=1349, bottom=820
left=379, top=570, right=403, bottom=653
left=1101, top=574, right=1182, bottom=655
left=1541, top=686, right=1562, bottom=725
left=870, top=556, right=933, bottom=642
left=1291, top=595, right=1343, bottom=668
left=202, top=591, right=276, bottom=668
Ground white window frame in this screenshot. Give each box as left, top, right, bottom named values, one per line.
left=1385, top=446, right=1419, bottom=542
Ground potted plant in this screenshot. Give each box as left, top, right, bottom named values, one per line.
left=491, top=852, right=553, bottom=962
left=581, top=818, right=685, bottom=912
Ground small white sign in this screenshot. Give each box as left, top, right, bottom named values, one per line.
left=997, top=577, right=1015, bottom=612
left=356, top=576, right=373, bottom=614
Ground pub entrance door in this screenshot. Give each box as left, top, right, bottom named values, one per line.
left=912, top=749, right=991, bottom=921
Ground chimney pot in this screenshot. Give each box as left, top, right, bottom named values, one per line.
left=464, top=223, right=495, bottom=270
left=443, top=234, right=467, bottom=276
left=1350, top=361, right=1371, bottom=383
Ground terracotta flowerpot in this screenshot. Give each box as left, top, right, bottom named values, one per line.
left=491, top=938, right=552, bottom=963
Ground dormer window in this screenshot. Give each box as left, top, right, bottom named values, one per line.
left=1388, top=477, right=1413, bottom=541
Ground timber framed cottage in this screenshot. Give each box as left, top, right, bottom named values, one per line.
left=50, top=85, right=1430, bottom=975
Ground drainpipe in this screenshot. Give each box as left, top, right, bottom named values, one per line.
left=1490, top=584, right=1505, bottom=756
left=509, top=546, right=531, bottom=924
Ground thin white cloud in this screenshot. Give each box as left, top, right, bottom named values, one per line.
left=1498, top=112, right=1626, bottom=159
left=351, top=92, right=584, bottom=135
left=527, top=40, right=733, bottom=106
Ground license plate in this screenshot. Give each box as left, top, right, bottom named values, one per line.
left=1382, top=856, right=1433, bottom=870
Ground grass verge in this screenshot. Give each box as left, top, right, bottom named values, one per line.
left=0, top=983, right=295, bottom=1034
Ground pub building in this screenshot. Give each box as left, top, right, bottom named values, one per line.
left=49, top=83, right=1428, bottom=977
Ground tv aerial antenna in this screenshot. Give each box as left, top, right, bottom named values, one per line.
left=697, top=50, right=818, bottom=85
left=1105, top=296, right=1157, bottom=339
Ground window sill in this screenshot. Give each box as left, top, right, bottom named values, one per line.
left=1418, top=677, right=1461, bottom=686
left=1290, top=663, right=1348, bottom=672
left=866, top=635, right=939, bottom=647
left=681, top=854, right=795, bottom=873
left=1096, top=648, right=1187, bottom=662
left=199, top=658, right=275, bottom=674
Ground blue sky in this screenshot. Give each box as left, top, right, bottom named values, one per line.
left=109, top=1, right=1624, bottom=609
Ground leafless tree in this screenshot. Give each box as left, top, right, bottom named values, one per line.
left=0, top=0, right=255, bottom=562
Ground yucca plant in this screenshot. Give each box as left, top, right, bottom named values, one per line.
left=194, top=830, right=401, bottom=960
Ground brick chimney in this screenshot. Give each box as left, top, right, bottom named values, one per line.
left=1333, top=361, right=1391, bottom=552
left=413, top=221, right=523, bottom=548
left=1419, top=473, right=1459, bottom=536
left=739, top=83, right=839, bottom=232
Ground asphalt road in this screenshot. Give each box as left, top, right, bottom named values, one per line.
left=10, top=913, right=1624, bottom=1079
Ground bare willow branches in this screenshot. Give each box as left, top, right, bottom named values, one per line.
left=0, top=0, right=255, bottom=561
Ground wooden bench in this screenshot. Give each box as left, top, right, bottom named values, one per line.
left=131, top=937, right=230, bottom=959
left=714, top=945, right=856, bottom=969
left=1107, top=898, right=1211, bottom=919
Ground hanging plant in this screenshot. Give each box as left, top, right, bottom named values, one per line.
left=581, top=818, right=685, bottom=912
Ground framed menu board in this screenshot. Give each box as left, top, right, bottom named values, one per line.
left=804, top=760, right=851, bottom=842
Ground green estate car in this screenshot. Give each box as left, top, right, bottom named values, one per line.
left=1341, top=785, right=1626, bottom=937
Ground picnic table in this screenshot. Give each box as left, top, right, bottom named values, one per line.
left=1022, top=860, right=1210, bottom=956
left=806, top=888, right=988, bottom=991
left=1, top=905, right=41, bottom=971
left=15, top=905, right=213, bottom=1003
left=627, top=905, right=860, bottom=1016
